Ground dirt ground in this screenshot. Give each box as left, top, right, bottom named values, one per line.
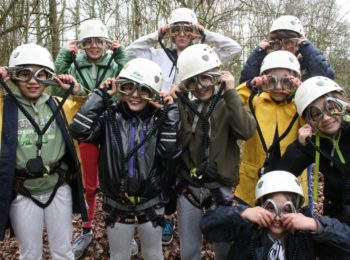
left=0, top=174, right=323, bottom=260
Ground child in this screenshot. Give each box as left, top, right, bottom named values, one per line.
left=127, top=7, right=241, bottom=244
left=234, top=50, right=308, bottom=207
left=277, top=76, right=350, bottom=225
left=127, top=7, right=241, bottom=92
left=201, top=170, right=350, bottom=259
left=171, top=43, right=256, bottom=260
left=0, top=43, right=87, bottom=259
left=239, top=15, right=334, bottom=83
left=69, top=58, right=181, bottom=260
left=54, top=18, right=129, bottom=257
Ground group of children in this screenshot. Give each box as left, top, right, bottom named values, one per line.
left=0, top=7, right=350, bottom=260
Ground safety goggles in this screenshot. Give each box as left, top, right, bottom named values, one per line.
left=117, top=79, right=161, bottom=102
left=8, top=67, right=57, bottom=85
left=262, top=199, right=296, bottom=218
left=182, top=72, right=221, bottom=91
left=306, top=97, right=348, bottom=123
left=80, top=38, right=110, bottom=49
left=269, top=38, right=299, bottom=50
left=263, top=75, right=296, bottom=93
left=167, top=24, right=199, bottom=37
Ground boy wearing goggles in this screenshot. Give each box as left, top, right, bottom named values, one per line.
left=170, top=44, right=256, bottom=260
left=240, top=15, right=334, bottom=83
left=70, top=58, right=180, bottom=260
left=201, top=171, right=350, bottom=259
left=277, top=76, right=350, bottom=226
left=235, top=50, right=308, bottom=208
left=0, top=44, right=87, bottom=259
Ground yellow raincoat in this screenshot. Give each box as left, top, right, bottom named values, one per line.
left=234, top=82, right=308, bottom=206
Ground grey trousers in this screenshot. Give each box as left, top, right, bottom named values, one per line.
left=177, top=185, right=232, bottom=260
left=107, top=207, right=164, bottom=260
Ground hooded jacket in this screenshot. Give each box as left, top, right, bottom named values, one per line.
left=126, top=30, right=241, bottom=92
left=239, top=41, right=335, bottom=84
left=200, top=205, right=350, bottom=260
left=69, top=89, right=181, bottom=211
left=277, top=122, right=350, bottom=224
left=177, top=88, right=256, bottom=187
left=234, top=82, right=308, bottom=206
left=54, top=46, right=128, bottom=96
left=0, top=92, right=87, bottom=240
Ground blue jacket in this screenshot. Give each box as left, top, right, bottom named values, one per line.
left=239, top=41, right=335, bottom=84
left=200, top=205, right=350, bottom=259
left=0, top=95, right=88, bottom=240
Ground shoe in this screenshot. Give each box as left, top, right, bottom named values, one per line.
left=130, top=238, right=138, bottom=256
left=72, top=230, right=93, bottom=259
left=162, top=219, right=174, bottom=245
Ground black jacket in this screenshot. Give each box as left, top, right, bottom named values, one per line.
left=70, top=89, right=181, bottom=210
left=277, top=122, right=350, bottom=223
left=239, top=41, right=335, bottom=84
left=200, top=205, right=350, bottom=260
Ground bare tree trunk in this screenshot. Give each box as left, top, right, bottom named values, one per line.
left=49, top=0, right=59, bottom=58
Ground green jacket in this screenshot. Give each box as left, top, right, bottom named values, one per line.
left=178, top=89, right=256, bottom=187
left=53, top=46, right=128, bottom=96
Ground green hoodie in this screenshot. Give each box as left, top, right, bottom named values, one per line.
left=15, top=92, right=67, bottom=195
left=53, top=46, right=128, bottom=96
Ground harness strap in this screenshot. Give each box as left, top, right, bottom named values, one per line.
left=103, top=195, right=161, bottom=212
left=14, top=166, right=66, bottom=208
left=248, top=92, right=298, bottom=164
left=15, top=161, right=61, bottom=179
left=174, top=180, right=212, bottom=209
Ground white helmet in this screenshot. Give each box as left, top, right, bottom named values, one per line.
left=78, top=19, right=109, bottom=41
left=119, top=58, right=163, bottom=93
left=260, top=50, right=300, bottom=76
left=255, top=171, right=304, bottom=206
left=9, top=43, right=54, bottom=71
left=295, top=76, right=344, bottom=116
left=270, top=15, right=304, bottom=36
left=177, top=44, right=222, bottom=82
left=169, top=8, right=198, bottom=24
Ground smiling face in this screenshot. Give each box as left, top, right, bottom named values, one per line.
left=311, top=96, right=343, bottom=135
left=121, top=89, right=149, bottom=112
left=15, top=65, right=46, bottom=101
left=82, top=38, right=104, bottom=62
left=265, top=193, right=292, bottom=239
left=265, top=68, right=293, bottom=103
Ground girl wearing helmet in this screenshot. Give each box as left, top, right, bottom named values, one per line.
left=277, top=76, right=350, bottom=225
left=54, top=18, right=130, bottom=257
left=0, top=44, right=87, bottom=259
left=239, top=15, right=334, bottom=84
left=235, top=50, right=308, bottom=207
left=200, top=170, right=350, bottom=259
left=170, top=44, right=256, bottom=260
left=126, top=7, right=241, bottom=93
left=70, top=58, right=181, bottom=260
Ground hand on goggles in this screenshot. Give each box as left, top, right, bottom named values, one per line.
left=79, top=37, right=112, bottom=49
left=262, top=74, right=300, bottom=93
left=306, top=97, right=349, bottom=123
left=8, top=67, right=58, bottom=86
left=268, top=37, right=300, bottom=50
left=263, top=199, right=296, bottom=218
left=164, top=24, right=201, bottom=39
left=181, top=72, right=221, bottom=92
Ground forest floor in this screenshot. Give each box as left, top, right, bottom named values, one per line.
left=0, top=174, right=323, bottom=260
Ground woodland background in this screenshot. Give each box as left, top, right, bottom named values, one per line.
left=0, top=0, right=350, bottom=88
left=0, top=0, right=343, bottom=258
